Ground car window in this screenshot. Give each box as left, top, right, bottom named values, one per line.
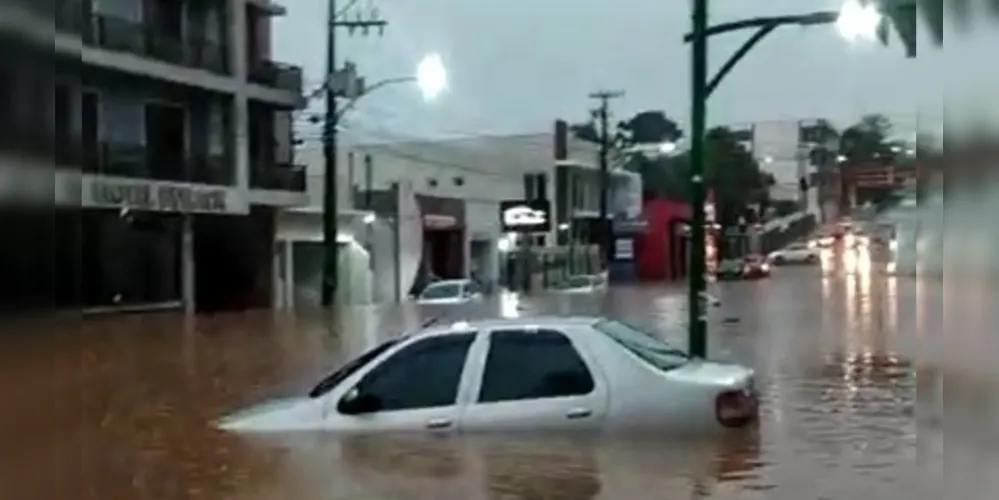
left=478, top=329, right=595, bottom=403
left=308, top=337, right=403, bottom=398
left=420, top=282, right=462, bottom=300
left=593, top=320, right=689, bottom=371
left=465, top=281, right=482, bottom=295
left=787, top=244, right=806, bottom=250
left=353, top=333, right=475, bottom=412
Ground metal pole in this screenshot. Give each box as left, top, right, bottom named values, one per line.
left=320, top=0, right=339, bottom=307
left=347, top=151, right=355, bottom=207
left=589, top=90, right=622, bottom=269
left=181, top=213, right=195, bottom=317
left=364, top=153, right=373, bottom=264
left=688, top=0, right=709, bottom=358
left=391, top=182, right=402, bottom=302
left=364, top=154, right=373, bottom=209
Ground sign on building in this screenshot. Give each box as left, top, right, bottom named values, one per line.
left=499, top=199, right=551, bottom=233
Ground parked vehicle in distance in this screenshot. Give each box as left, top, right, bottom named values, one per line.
left=741, top=255, right=771, bottom=279
left=414, top=279, right=483, bottom=305
left=553, top=273, right=607, bottom=294
left=768, top=243, right=820, bottom=265
left=715, top=259, right=746, bottom=281
left=217, top=316, right=758, bottom=435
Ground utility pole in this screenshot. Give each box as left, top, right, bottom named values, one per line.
left=688, top=0, right=709, bottom=358
left=320, top=0, right=387, bottom=307
left=589, top=90, right=623, bottom=269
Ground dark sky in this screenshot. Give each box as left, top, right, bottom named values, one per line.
left=276, top=0, right=986, bottom=143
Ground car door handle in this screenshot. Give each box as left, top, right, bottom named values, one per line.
left=566, top=408, right=592, bottom=420
left=425, top=418, right=453, bottom=430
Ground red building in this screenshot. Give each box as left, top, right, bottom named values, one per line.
left=633, top=199, right=692, bottom=281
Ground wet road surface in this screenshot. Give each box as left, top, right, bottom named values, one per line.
left=2, top=252, right=993, bottom=499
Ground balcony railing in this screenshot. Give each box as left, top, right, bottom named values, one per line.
left=247, top=60, right=303, bottom=94
left=79, top=13, right=229, bottom=74
left=74, top=142, right=234, bottom=186
left=249, top=162, right=306, bottom=192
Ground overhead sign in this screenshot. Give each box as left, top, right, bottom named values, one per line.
left=499, top=199, right=550, bottom=232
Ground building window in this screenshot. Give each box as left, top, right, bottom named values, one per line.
left=427, top=178, right=438, bottom=188
left=453, top=176, right=464, bottom=186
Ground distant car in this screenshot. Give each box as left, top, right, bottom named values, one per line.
left=741, top=255, right=771, bottom=279
left=217, top=316, right=758, bottom=435
left=553, top=273, right=607, bottom=294
left=768, top=243, right=819, bottom=265
left=414, top=279, right=483, bottom=305
left=715, top=259, right=746, bottom=280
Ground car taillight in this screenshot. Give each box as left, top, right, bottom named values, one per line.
left=715, top=389, right=757, bottom=428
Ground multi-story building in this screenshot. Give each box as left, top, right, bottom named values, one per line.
left=1, top=0, right=306, bottom=314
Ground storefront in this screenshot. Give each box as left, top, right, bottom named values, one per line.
left=25, top=172, right=275, bottom=314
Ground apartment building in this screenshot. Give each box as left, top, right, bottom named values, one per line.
left=1, top=0, right=306, bottom=314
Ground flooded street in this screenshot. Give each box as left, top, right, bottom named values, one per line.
left=1, top=258, right=985, bottom=499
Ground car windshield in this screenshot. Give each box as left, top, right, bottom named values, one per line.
left=593, top=319, right=689, bottom=370
left=720, top=260, right=742, bottom=269
left=307, top=337, right=402, bottom=398
left=420, top=282, right=463, bottom=299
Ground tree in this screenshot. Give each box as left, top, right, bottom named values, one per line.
left=703, top=127, right=770, bottom=226
left=617, top=110, right=683, bottom=145
left=839, top=113, right=894, bottom=162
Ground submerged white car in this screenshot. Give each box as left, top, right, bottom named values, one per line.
left=217, top=316, right=758, bottom=435
left=553, top=273, right=607, bottom=294
left=414, top=279, right=483, bottom=305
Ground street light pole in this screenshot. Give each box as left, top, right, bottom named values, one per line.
left=320, top=0, right=340, bottom=307
left=589, top=90, right=623, bottom=269
left=320, top=1, right=387, bottom=307
left=687, top=0, right=709, bottom=358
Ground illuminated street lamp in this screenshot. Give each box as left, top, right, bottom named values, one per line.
left=682, top=0, right=911, bottom=358
left=323, top=52, right=448, bottom=120
left=320, top=53, right=447, bottom=305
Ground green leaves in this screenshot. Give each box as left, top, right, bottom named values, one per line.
left=876, top=0, right=919, bottom=57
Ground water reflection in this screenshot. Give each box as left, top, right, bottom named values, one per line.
left=1, top=278, right=931, bottom=499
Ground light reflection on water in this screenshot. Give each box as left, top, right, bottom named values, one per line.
left=0, top=266, right=950, bottom=499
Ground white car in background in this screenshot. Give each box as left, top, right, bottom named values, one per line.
left=217, top=316, right=758, bottom=435
left=413, top=279, right=483, bottom=305
left=768, top=242, right=820, bottom=265
left=553, top=273, right=608, bottom=294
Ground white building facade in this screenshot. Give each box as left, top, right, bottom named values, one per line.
left=1, top=0, right=306, bottom=314
left=277, top=129, right=605, bottom=307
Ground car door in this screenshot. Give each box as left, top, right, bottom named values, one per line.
left=460, top=328, right=609, bottom=432
left=328, top=333, right=476, bottom=433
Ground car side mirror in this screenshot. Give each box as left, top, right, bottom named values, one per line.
left=337, top=388, right=382, bottom=415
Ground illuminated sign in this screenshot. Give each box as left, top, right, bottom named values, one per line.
left=499, top=199, right=550, bottom=232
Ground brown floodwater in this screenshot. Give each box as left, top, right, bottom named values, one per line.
left=2, top=256, right=989, bottom=499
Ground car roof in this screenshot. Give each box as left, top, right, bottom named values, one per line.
left=418, top=315, right=602, bottom=337
left=425, top=279, right=470, bottom=286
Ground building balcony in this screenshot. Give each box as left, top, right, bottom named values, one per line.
left=80, top=13, right=229, bottom=75
left=249, top=162, right=306, bottom=192
left=247, top=60, right=303, bottom=94
left=75, top=142, right=234, bottom=186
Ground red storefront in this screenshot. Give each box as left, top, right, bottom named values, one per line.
left=633, top=199, right=692, bottom=281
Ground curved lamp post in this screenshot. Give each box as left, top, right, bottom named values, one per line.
left=684, top=0, right=883, bottom=358
left=335, top=53, right=447, bottom=121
